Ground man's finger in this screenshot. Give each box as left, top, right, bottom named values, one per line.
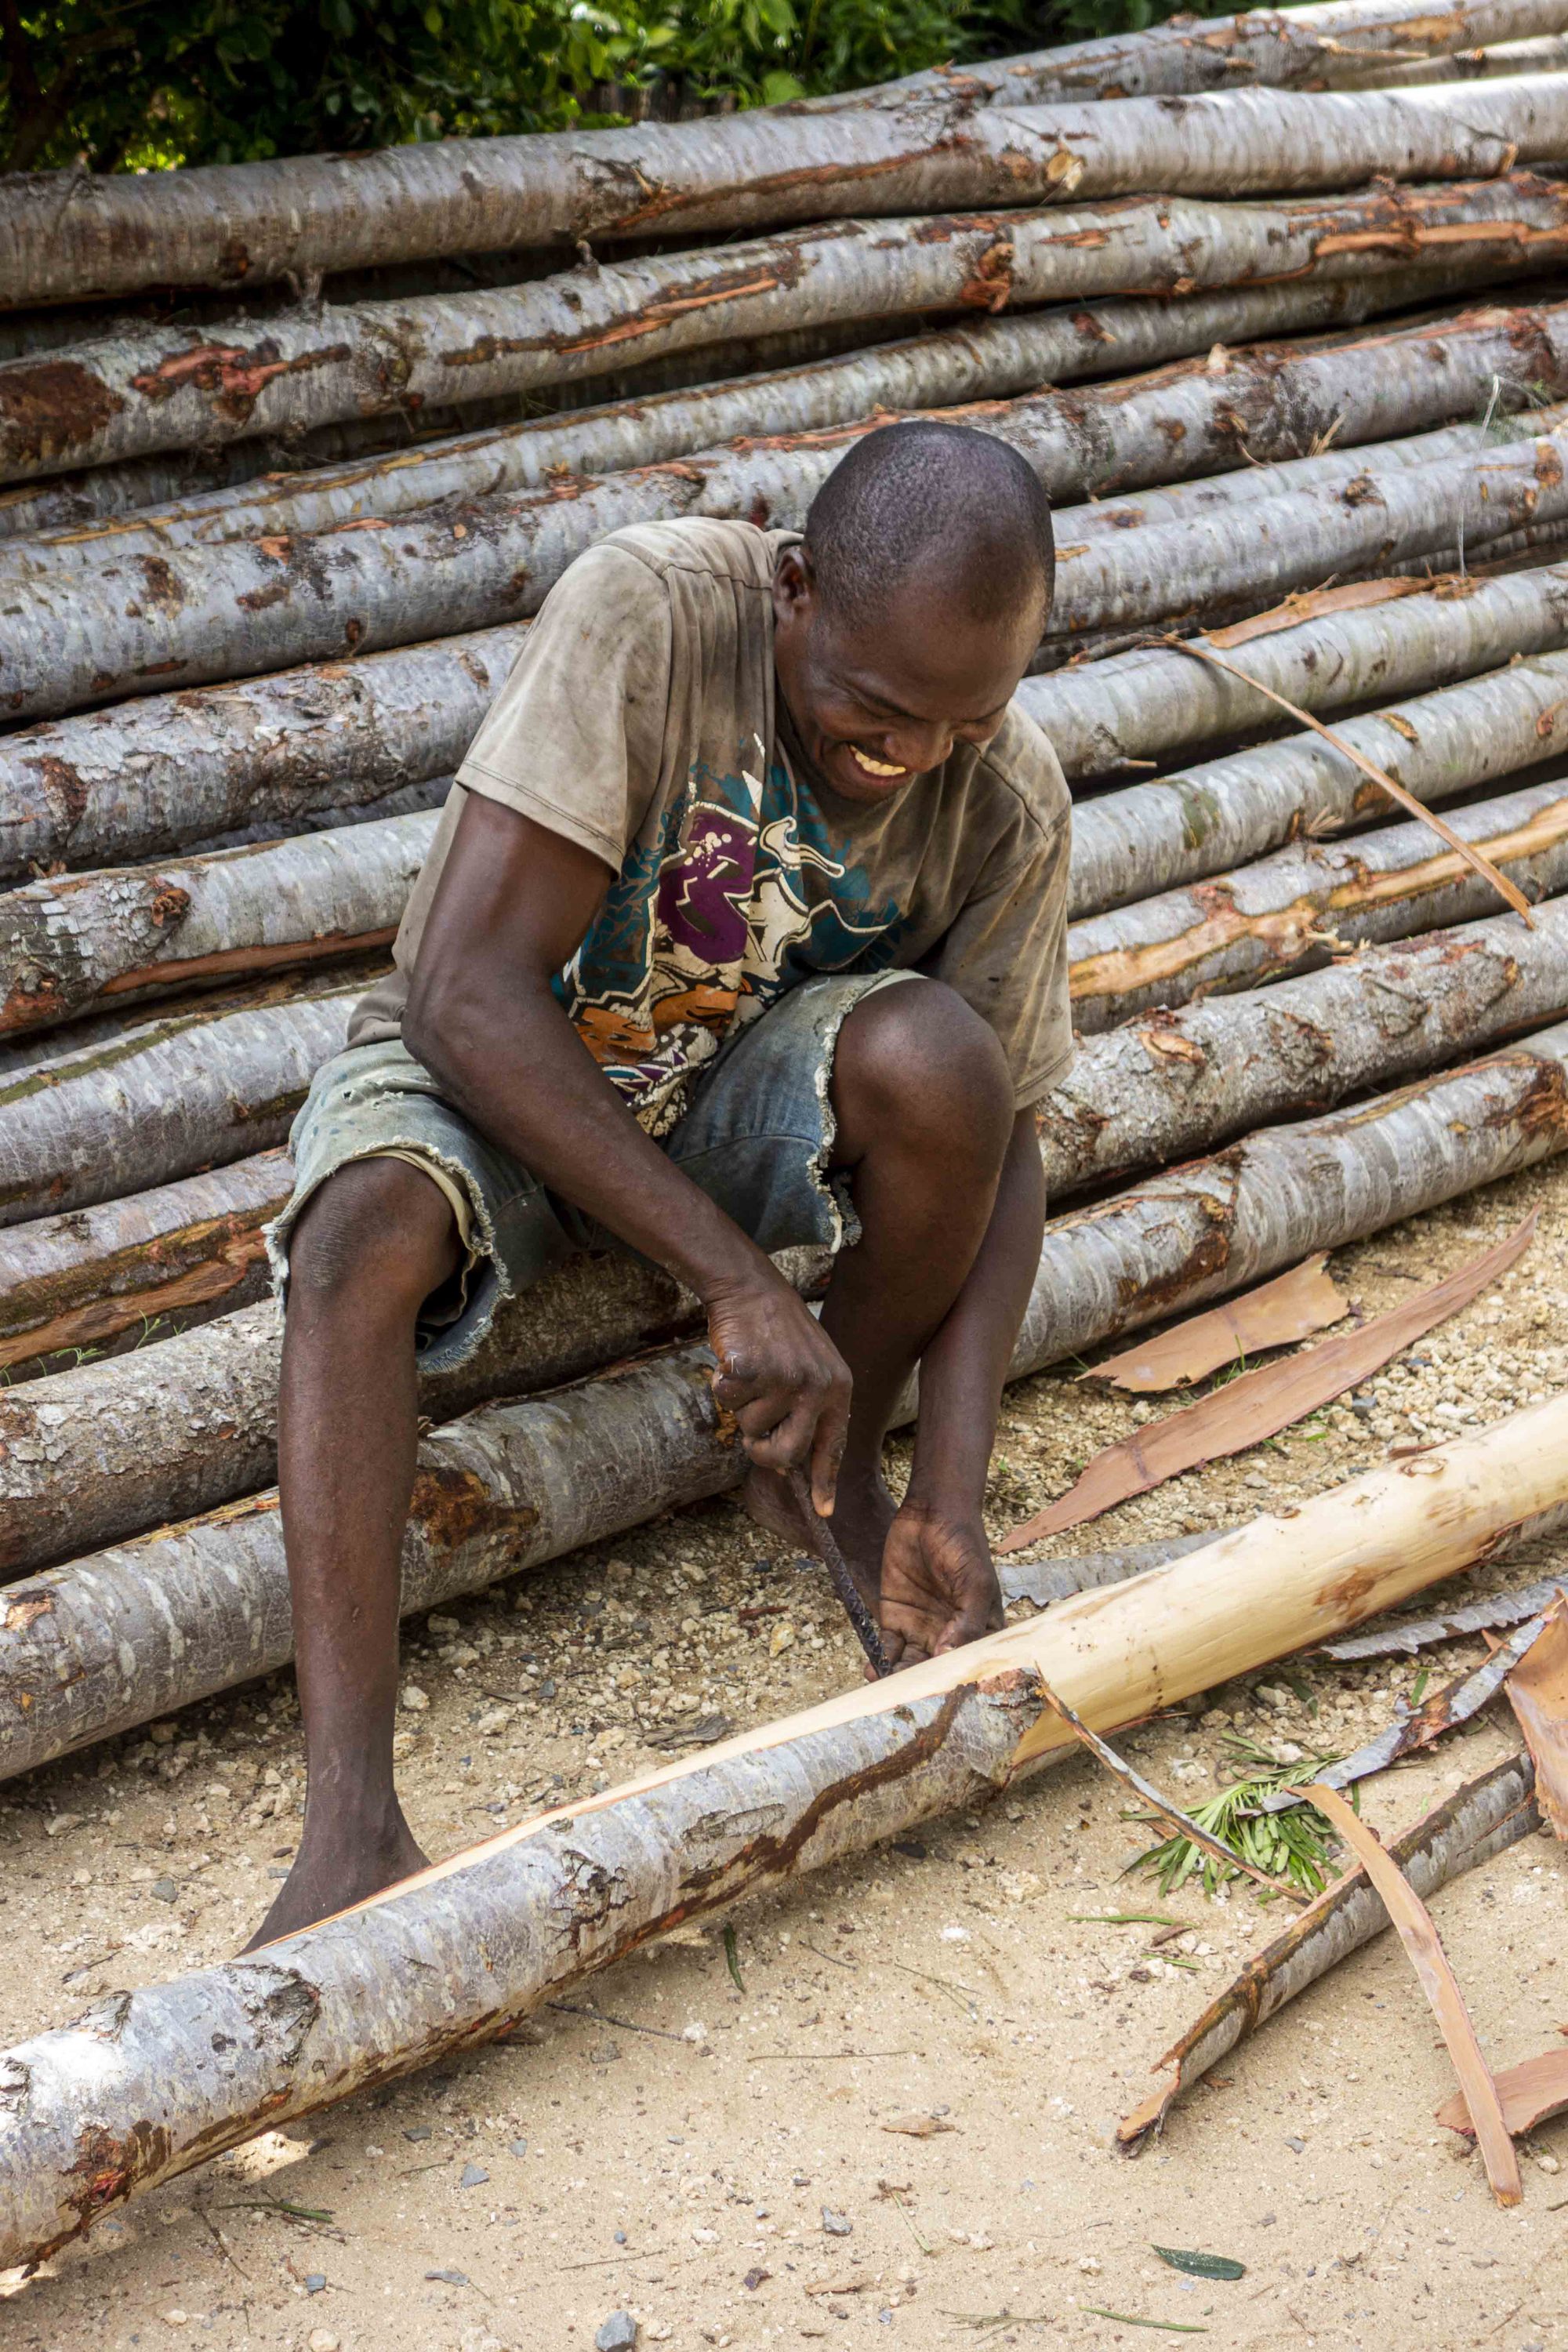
left=744, top=1392, right=819, bottom=1475
left=808, top=1385, right=850, bottom=1519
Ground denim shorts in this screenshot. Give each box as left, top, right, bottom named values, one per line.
left=267, top=968, right=918, bottom=1372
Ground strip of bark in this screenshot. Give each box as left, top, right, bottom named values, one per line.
left=1296, top=1780, right=1521, bottom=2201
left=1438, top=2040, right=1568, bottom=2136
left=1068, top=642, right=1568, bottom=919
left=1345, top=28, right=1568, bottom=79
left=1322, top=1573, right=1568, bottom=1657
left=1020, top=561, right=1568, bottom=781
left=1289, top=1613, right=1552, bottom=1795
left=5, top=177, right=1561, bottom=487
left=1068, top=773, right=1568, bottom=1034
left=1504, top=1592, right=1568, bottom=1834
left=1081, top=1257, right=1350, bottom=1393
left=6, top=1016, right=1568, bottom=1586
left=0, top=812, right=431, bottom=1037
left=803, top=0, right=1568, bottom=108
left=998, top=1529, right=1226, bottom=1607
left=0, top=1406, right=1564, bottom=2269
left=1002, top=1215, right=1536, bottom=1544
left=0, top=266, right=1498, bottom=573
left=12, top=390, right=1568, bottom=730
left=1116, top=1755, right=1539, bottom=2151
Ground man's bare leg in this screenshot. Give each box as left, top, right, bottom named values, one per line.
left=744, top=980, right=1015, bottom=1593
left=245, top=1157, right=463, bottom=1949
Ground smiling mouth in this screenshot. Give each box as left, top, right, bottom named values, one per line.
left=847, top=743, right=906, bottom=779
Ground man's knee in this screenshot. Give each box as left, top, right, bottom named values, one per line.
left=285, top=1156, right=462, bottom=1315
left=834, top=981, right=1014, bottom=1167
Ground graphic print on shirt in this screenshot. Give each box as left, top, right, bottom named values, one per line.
left=555, top=736, right=903, bottom=1130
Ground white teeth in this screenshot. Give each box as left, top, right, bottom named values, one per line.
left=848, top=745, right=906, bottom=777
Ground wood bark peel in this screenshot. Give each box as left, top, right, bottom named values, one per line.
left=1159, top=636, right=1537, bottom=924
left=1079, top=1257, right=1348, bottom=1392
left=1504, top=1592, right=1568, bottom=1835
left=1116, top=1754, right=1539, bottom=2149
left=1436, top=2041, right=1568, bottom=2137
left=1000, top=1214, right=1537, bottom=1548
left=1288, top=1780, right=1521, bottom=2205
left=0, top=1406, right=1566, bottom=2263
left=1321, top=1571, right=1568, bottom=1659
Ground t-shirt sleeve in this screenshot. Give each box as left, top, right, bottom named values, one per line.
left=928, top=717, right=1074, bottom=1110
left=455, top=542, right=674, bottom=867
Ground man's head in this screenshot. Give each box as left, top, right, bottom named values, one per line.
left=771, top=419, right=1054, bottom=808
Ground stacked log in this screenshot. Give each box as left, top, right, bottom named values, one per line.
left=9, top=0, right=1568, bottom=2193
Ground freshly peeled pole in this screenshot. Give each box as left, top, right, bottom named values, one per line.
left=1068, top=645, right=1568, bottom=915
left=20, top=898, right=1568, bottom=1370
left=1040, top=902, right=1568, bottom=1190
left=0, top=815, right=429, bottom=1037
left=13, top=390, right=1568, bottom=730
left=5, top=184, right=1559, bottom=484
left=3, top=1397, right=1568, bottom=2268
left=9, top=73, right=1568, bottom=310
left=1068, top=775, right=1568, bottom=1030
left=0, top=981, right=358, bottom=1224
left=804, top=0, right=1568, bottom=107
left=4, top=1018, right=1566, bottom=1584
left=0, top=266, right=1493, bottom=576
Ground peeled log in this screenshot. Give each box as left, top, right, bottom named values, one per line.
left=0, top=630, right=518, bottom=882
left=1069, top=775, right=1568, bottom=1031
left=4, top=1021, right=1565, bottom=1583
left=0, top=266, right=1487, bottom=576
left=5, top=183, right=1559, bottom=486
left=0, top=1153, right=288, bottom=1372
left=0, top=980, right=358, bottom=1225
left=1045, top=901, right=1568, bottom=1190
left=2, top=1398, right=1566, bottom=2268
left=0, top=813, right=430, bottom=1038
left=1021, top=562, right=1568, bottom=779
left=1069, top=644, right=1568, bottom=916
left=11, top=372, right=1568, bottom=730
left=804, top=0, right=1568, bottom=107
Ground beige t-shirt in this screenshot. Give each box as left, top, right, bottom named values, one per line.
left=354, top=517, right=1073, bottom=1132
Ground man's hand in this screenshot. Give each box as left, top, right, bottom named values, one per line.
left=876, top=1499, right=1004, bottom=1669
left=707, top=1276, right=851, bottom=1517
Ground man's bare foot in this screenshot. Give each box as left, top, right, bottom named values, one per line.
left=742, top=1463, right=896, bottom=1613
left=242, top=1811, right=429, bottom=1951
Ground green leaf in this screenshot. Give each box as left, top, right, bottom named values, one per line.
left=1152, top=2245, right=1247, bottom=2281
left=723, top=1921, right=746, bottom=1994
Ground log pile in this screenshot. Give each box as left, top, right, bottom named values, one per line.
left=5, top=0, right=1568, bottom=2235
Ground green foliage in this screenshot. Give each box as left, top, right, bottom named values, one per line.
left=1127, top=1733, right=1350, bottom=1900
left=0, top=0, right=1234, bottom=176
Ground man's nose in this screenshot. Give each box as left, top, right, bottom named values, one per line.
left=884, top=719, right=953, bottom=772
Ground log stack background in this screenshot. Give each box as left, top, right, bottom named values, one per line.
left=6, top=0, right=1568, bottom=1779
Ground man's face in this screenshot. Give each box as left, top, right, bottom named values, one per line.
left=771, top=547, right=1047, bottom=808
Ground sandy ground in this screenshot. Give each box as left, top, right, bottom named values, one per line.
left=3, top=1155, right=1568, bottom=2352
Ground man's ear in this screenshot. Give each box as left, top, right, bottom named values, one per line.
left=771, top=543, right=815, bottom=630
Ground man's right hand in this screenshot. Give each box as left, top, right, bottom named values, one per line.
left=706, top=1276, right=851, bottom=1518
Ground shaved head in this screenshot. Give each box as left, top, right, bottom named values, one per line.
left=803, top=419, right=1054, bottom=635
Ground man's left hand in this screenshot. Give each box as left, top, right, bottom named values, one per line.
left=876, top=1501, right=1004, bottom=1670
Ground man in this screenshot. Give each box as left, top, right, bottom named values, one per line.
left=256, top=418, right=1069, bottom=1945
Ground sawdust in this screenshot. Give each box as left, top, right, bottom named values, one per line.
left=3, top=1160, right=1568, bottom=2350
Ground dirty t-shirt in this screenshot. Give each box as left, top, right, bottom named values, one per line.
left=352, top=518, right=1073, bottom=1134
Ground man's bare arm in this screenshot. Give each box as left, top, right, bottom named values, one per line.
left=402, top=795, right=849, bottom=1506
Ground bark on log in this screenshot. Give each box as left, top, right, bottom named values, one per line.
left=804, top=0, right=1568, bottom=107
left=1021, top=561, right=1568, bottom=778
left=0, top=630, right=518, bottom=882
left=1044, top=899, right=1568, bottom=1190
left=13, top=372, right=1568, bottom=730
left=0, top=814, right=431, bottom=1038
left=0, top=266, right=1486, bottom=576
left=3, top=190, right=1560, bottom=486
left=1068, top=774, right=1568, bottom=1032
left=0, top=1153, right=288, bottom=1372
left=0, top=979, right=358, bottom=1224
left=1347, top=29, right=1568, bottom=77
left=1, top=1399, right=1565, bottom=2269
left=10, top=71, right=1568, bottom=310
left=4, top=1020, right=1565, bottom=1582
left=1069, top=644, right=1568, bottom=915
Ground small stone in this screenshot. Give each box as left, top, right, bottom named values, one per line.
left=426, top=2267, right=470, bottom=2285
left=308, top=2333, right=341, bottom=2352
left=508, top=2137, right=529, bottom=2158
left=151, top=1878, right=180, bottom=1904
left=822, top=2209, right=853, bottom=2237
left=399, top=1683, right=430, bottom=1712
left=459, top=2161, right=489, bottom=2187
left=596, top=2314, right=639, bottom=2350
left=148, top=1722, right=177, bottom=1744
left=743, top=2267, right=771, bottom=2290
left=1283, top=2135, right=1306, bottom=2154
left=45, top=1812, right=82, bottom=1838
left=1534, top=2151, right=1561, bottom=2175
left=476, top=1709, right=511, bottom=1738
left=403, top=2124, right=432, bottom=2140
left=303, top=2270, right=327, bottom=2292
left=161, top=2314, right=189, bottom=2329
